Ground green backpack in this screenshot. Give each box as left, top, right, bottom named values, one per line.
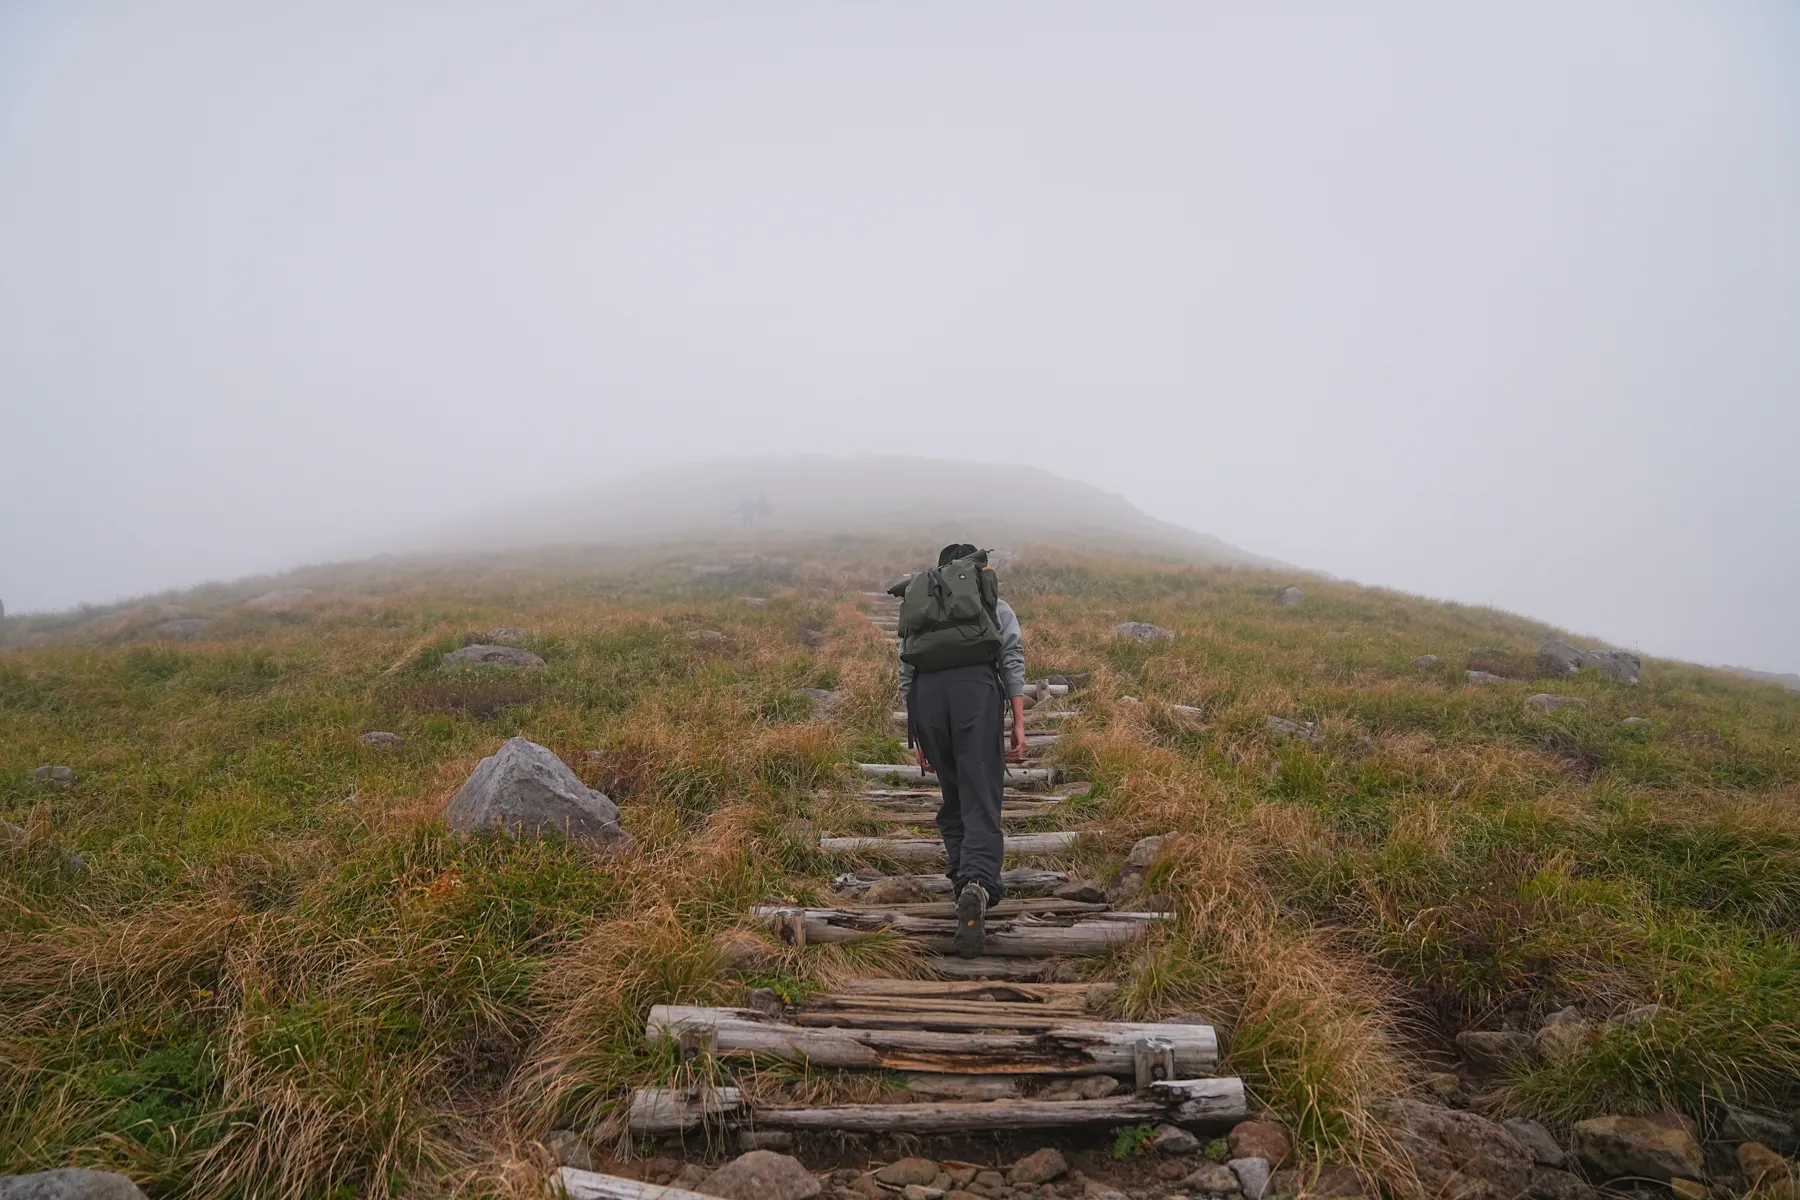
left=888, top=549, right=1003, bottom=672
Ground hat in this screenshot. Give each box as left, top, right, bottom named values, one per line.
left=938, top=543, right=978, bottom=566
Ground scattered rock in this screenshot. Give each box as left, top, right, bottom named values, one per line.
left=242, top=588, right=313, bottom=610
left=1275, top=587, right=1304, bottom=606
left=1533, top=1008, right=1591, bottom=1060
left=1115, top=622, right=1176, bottom=642
left=1584, top=651, right=1640, bottom=685
left=1370, top=1097, right=1533, bottom=1200
left=1180, top=1163, right=1240, bottom=1196
left=1010, top=1149, right=1068, bottom=1185
left=1665, top=1180, right=1707, bottom=1200
left=1466, top=670, right=1507, bottom=684
left=30, top=765, right=77, bottom=789
left=943, top=1167, right=977, bottom=1187
left=1535, top=641, right=1640, bottom=685
left=1081, top=1183, right=1126, bottom=1200
left=1613, top=1003, right=1661, bottom=1027
left=1155, top=1125, right=1203, bottom=1155
left=1227, top=1121, right=1291, bottom=1165
left=1740, top=1141, right=1791, bottom=1190
left=746, top=988, right=786, bottom=1018
left=1456, top=1030, right=1537, bottom=1071
left=689, top=629, right=729, bottom=648
left=543, top=1129, right=594, bottom=1169
left=0, top=1169, right=149, bottom=1199
left=1620, top=716, right=1649, bottom=727
left=442, top=644, right=546, bottom=669
left=879, top=1160, right=942, bottom=1187
left=1127, top=836, right=1166, bottom=869
left=1502, top=1118, right=1565, bottom=1168
left=1265, top=717, right=1321, bottom=749
left=358, top=731, right=406, bottom=748
left=905, top=1074, right=1021, bottom=1100
left=1525, top=1168, right=1595, bottom=1200
left=1414, top=655, right=1442, bottom=671
left=800, top=629, right=827, bottom=650
left=1106, top=870, right=1145, bottom=906
left=676, top=1164, right=714, bottom=1190
left=699, top=1151, right=821, bottom=1200
left=1721, top=1107, right=1798, bottom=1153
left=1536, top=642, right=1588, bottom=676
left=1169, top=703, right=1206, bottom=720
left=1569, top=1112, right=1703, bottom=1182
left=1526, top=694, right=1587, bottom=713
left=446, top=738, right=631, bottom=850
left=1040, top=1076, right=1125, bottom=1101
left=863, top=877, right=929, bottom=904
left=739, top=596, right=768, bottom=608
left=716, top=929, right=778, bottom=972
left=799, top=688, right=840, bottom=720
left=1421, top=1072, right=1464, bottom=1103
left=154, top=618, right=211, bottom=636
left=849, top=1176, right=884, bottom=1199
left=488, top=627, right=530, bottom=644
left=1227, top=1158, right=1270, bottom=1200
left=1054, top=879, right=1108, bottom=903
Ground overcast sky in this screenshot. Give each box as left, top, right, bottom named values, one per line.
left=3, top=2, right=1797, bottom=671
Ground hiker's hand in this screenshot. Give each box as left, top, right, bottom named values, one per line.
left=915, top=746, right=934, bottom=773
left=1007, top=717, right=1027, bottom=763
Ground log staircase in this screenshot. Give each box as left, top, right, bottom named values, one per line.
left=616, top=586, right=1245, bottom=1156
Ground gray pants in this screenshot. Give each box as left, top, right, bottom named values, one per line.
left=912, top=663, right=1006, bottom=900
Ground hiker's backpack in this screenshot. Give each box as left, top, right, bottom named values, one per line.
left=888, top=549, right=1003, bottom=672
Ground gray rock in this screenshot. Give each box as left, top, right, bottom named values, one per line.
left=1369, top=1097, right=1533, bottom=1200
left=1154, top=1125, right=1203, bottom=1155
left=1180, top=1163, right=1241, bottom=1196
left=700, top=1151, right=821, bottom=1200
left=1466, top=670, right=1507, bottom=684
left=543, top=1129, right=594, bottom=1169
left=1536, top=642, right=1588, bottom=676
left=1584, top=651, right=1640, bottom=685
left=1502, top=1118, right=1566, bottom=1168
left=1010, top=1150, right=1069, bottom=1185
left=154, top=618, right=211, bottom=636
left=1274, top=587, right=1304, bottom=606
left=488, top=627, right=530, bottom=644
left=1414, top=655, right=1442, bottom=671
left=1126, top=835, right=1166, bottom=870
left=739, top=1130, right=794, bottom=1152
left=445, top=737, right=631, bottom=851
left=1226, top=1159, right=1270, bottom=1200
left=1613, top=1003, right=1661, bottom=1027
left=1536, top=641, right=1639, bottom=685
left=1534, top=1008, right=1592, bottom=1060
left=799, top=688, right=840, bottom=720
left=1265, top=717, right=1321, bottom=749
left=1620, top=716, right=1650, bottom=727
left=242, top=588, right=313, bottom=610
left=441, top=644, right=545, bottom=669
left=689, top=629, right=729, bottom=648
left=1526, top=694, right=1587, bottom=713
left=1720, top=1107, right=1798, bottom=1154
left=1456, top=1030, right=1538, bottom=1071
left=1525, top=1168, right=1594, bottom=1200
left=1115, top=622, right=1176, bottom=642
left=1054, top=879, right=1108, bottom=903
left=0, top=1170, right=148, bottom=1199
left=30, top=765, right=77, bottom=789
left=1569, top=1113, right=1703, bottom=1182
left=863, top=877, right=929, bottom=904
left=878, top=1160, right=941, bottom=1187
left=358, top=731, right=406, bottom=748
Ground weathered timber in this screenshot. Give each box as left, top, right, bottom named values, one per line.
left=560, top=1169, right=718, bottom=1200
left=754, top=908, right=1156, bottom=956
left=786, top=1008, right=1090, bottom=1033
left=864, top=803, right=1062, bottom=823
left=829, top=897, right=1112, bottom=918
left=645, top=1006, right=1218, bottom=1075
left=819, top=831, right=1079, bottom=860
left=852, top=787, right=1072, bottom=805
left=855, top=763, right=1061, bottom=787
left=924, top=955, right=1081, bottom=981
left=799, top=996, right=1103, bottom=1023
left=628, top=1086, right=745, bottom=1133
left=746, top=1077, right=1246, bottom=1133
left=893, top=710, right=1078, bottom=726
left=830, top=979, right=1117, bottom=1005
left=831, top=868, right=1070, bottom=896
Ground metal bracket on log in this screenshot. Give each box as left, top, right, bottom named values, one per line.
left=1134, top=1036, right=1176, bottom=1090
left=768, top=907, right=806, bottom=948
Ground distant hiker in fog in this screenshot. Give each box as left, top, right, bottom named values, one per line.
left=891, top=543, right=1026, bottom=957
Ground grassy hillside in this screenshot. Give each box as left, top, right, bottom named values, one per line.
left=3, top=541, right=1798, bottom=1198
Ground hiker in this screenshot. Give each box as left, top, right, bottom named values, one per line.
left=892, top=543, right=1027, bottom=957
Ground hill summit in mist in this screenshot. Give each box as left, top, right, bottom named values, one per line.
left=424, top=455, right=1287, bottom=569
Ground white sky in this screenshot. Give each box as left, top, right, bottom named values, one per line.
left=3, top=2, right=1797, bottom=671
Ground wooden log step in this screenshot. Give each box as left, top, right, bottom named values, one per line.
left=757, top=911, right=1156, bottom=957
left=856, top=763, right=1062, bottom=787
left=893, top=709, right=1078, bottom=726
left=830, top=979, right=1118, bottom=1005
left=645, top=1005, right=1220, bottom=1075
left=560, top=1169, right=719, bottom=1199
left=800, top=996, right=1106, bottom=1023
left=922, top=955, right=1087, bottom=981
left=863, top=803, right=1062, bottom=823
left=852, top=786, right=1079, bottom=804
left=628, top=1086, right=745, bottom=1134
left=820, top=832, right=1079, bottom=861
left=830, top=868, right=1070, bottom=896
left=830, top=897, right=1111, bottom=918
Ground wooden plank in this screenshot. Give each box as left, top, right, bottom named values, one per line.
left=864, top=804, right=1062, bottom=823
left=628, top=1086, right=745, bottom=1133
left=831, top=897, right=1112, bottom=918
left=747, top=1078, right=1246, bottom=1133
left=820, top=832, right=1079, bottom=860
left=831, top=868, right=1071, bottom=896
left=645, top=1006, right=1218, bottom=1075
left=855, top=763, right=1061, bottom=787
left=801, top=996, right=1098, bottom=1020
left=754, top=912, right=1153, bottom=957
left=560, top=1171, right=719, bottom=1200
left=922, top=955, right=1079, bottom=981
left=830, top=979, right=1117, bottom=1004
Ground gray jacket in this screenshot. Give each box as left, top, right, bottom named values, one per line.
left=899, top=597, right=1026, bottom=706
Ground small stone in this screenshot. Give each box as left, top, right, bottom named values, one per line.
left=0, top=1169, right=149, bottom=1199
left=1721, top=1108, right=1798, bottom=1154
left=30, top=765, right=77, bottom=788
left=1107, top=871, right=1145, bottom=905
left=741, top=1130, right=796, bottom=1153
left=1120, top=695, right=1142, bottom=704
left=1667, top=1180, right=1708, bottom=1200
left=1739, top=1141, right=1792, bottom=1187
left=907, top=1074, right=1020, bottom=1100
left=1526, top=693, right=1588, bottom=713
left=699, top=1151, right=823, bottom=1200
left=442, top=644, right=546, bottom=669
left=358, top=731, right=406, bottom=748
left=1456, top=1030, right=1538, bottom=1071
left=1226, top=1159, right=1270, bottom=1200
left=446, top=737, right=630, bottom=850
left=1466, top=670, right=1506, bottom=684
left=947, top=1193, right=984, bottom=1200
left=488, top=627, right=530, bottom=644
left=863, top=877, right=929, bottom=904
left=1227, top=1121, right=1291, bottom=1165
left=1081, top=1184, right=1125, bottom=1200
left=880, top=1160, right=943, bottom=1188
left=1526, top=1168, right=1595, bottom=1200
left=1127, top=836, right=1166, bottom=869
left=931, top=1175, right=953, bottom=1193
left=1011, top=1149, right=1069, bottom=1186
left=1274, top=587, right=1303, bottom=606
left=543, top=1129, right=593, bottom=1169
left=689, top=629, right=728, bottom=648
left=1620, top=716, right=1650, bottom=727
left=944, top=1167, right=979, bottom=1187
left=1570, top=1113, right=1704, bottom=1182
left=1502, top=1118, right=1565, bottom=1167
left=645, top=1158, right=682, bottom=1185
left=850, top=1177, right=885, bottom=1200
left=1054, top=879, right=1108, bottom=903
left=1534, top=1008, right=1591, bottom=1060
left=716, top=928, right=779, bottom=972
left=1265, top=717, right=1321, bottom=749
left=903, top=1187, right=945, bottom=1200
left=1114, top=622, right=1176, bottom=642
left=1179, top=1163, right=1240, bottom=1196
left=1413, top=654, right=1441, bottom=671
left=1421, top=1072, right=1463, bottom=1102
left=746, top=987, right=786, bottom=1017
left=1155, top=1125, right=1203, bottom=1155
left=678, top=1165, right=715, bottom=1189
left=976, top=1173, right=1006, bottom=1191
left=1155, top=1163, right=1189, bottom=1181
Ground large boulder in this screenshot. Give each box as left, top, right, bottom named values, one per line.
left=1536, top=641, right=1640, bottom=685
left=1536, top=642, right=1587, bottom=676
left=442, top=644, right=546, bottom=669
left=1370, top=1097, right=1533, bottom=1200
left=1502, top=1118, right=1566, bottom=1167
left=446, top=738, right=631, bottom=851
left=0, top=1170, right=148, bottom=1199
left=1009, top=1148, right=1068, bottom=1185
left=1114, top=622, right=1176, bottom=642
left=698, top=1151, right=820, bottom=1200
left=1569, top=1113, right=1703, bottom=1182
left=31, top=766, right=77, bottom=789
left=1584, top=651, right=1640, bottom=685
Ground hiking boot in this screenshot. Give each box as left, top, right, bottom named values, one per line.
left=953, top=881, right=989, bottom=958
